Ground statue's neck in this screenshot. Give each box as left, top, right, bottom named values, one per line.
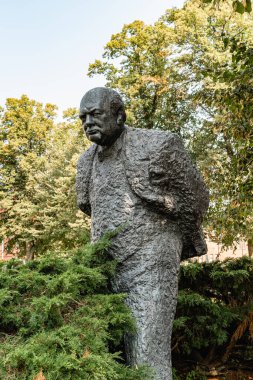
left=97, top=127, right=126, bottom=161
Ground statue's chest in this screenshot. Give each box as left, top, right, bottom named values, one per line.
left=89, top=150, right=142, bottom=235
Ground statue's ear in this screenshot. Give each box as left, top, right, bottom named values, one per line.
left=116, top=110, right=126, bottom=126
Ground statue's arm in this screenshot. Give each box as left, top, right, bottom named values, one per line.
left=172, top=134, right=208, bottom=218
left=150, top=133, right=209, bottom=259
left=76, top=149, right=94, bottom=216
left=149, top=133, right=209, bottom=223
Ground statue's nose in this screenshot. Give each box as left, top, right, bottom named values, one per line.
left=86, top=114, right=94, bottom=125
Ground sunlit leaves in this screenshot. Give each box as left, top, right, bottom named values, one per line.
left=201, top=0, right=252, bottom=13
left=0, top=99, right=90, bottom=258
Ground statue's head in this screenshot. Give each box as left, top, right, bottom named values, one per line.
left=79, top=87, right=126, bottom=146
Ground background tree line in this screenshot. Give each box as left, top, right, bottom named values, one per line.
left=0, top=98, right=90, bottom=260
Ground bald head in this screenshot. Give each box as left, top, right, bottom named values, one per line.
left=81, top=88, right=126, bottom=119
left=79, top=87, right=126, bottom=146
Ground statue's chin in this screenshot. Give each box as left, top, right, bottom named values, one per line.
left=87, top=130, right=121, bottom=147
left=88, top=132, right=103, bottom=144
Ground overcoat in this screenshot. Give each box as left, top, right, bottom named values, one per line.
left=76, top=126, right=209, bottom=260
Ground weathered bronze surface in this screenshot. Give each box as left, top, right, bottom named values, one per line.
left=77, top=87, right=209, bottom=379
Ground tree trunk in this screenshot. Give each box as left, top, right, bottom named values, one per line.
left=248, top=239, right=253, bottom=258
left=26, top=241, right=35, bottom=261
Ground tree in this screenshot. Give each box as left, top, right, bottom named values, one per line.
left=0, top=95, right=56, bottom=193
left=88, top=20, right=196, bottom=139
left=166, top=1, right=253, bottom=253
left=193, top=34, right=253, bottom=255
left=87, top=0, right=253, bottom=255
left=0, top=98, right=90, bottom=259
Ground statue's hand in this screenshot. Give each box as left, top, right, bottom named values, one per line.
left=149, top=167, right=167, bottom=187
left=163, top=195, right=178, bottom=217
left=144, top=192, right=178, bottom=218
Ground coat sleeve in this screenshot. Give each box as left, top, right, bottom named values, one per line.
left=149, top=133, right=209, bottom=259
left=76, top=146, right=96, bottom=216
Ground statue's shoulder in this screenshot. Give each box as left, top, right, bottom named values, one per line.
left=125, top=126, right=180, bottom=154
left=77, top=144, right=96, bottom=166
left=126, top=125, right=173, bottom=139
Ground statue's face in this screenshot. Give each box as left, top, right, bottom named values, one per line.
left=79, top=90, right=123, bottom=146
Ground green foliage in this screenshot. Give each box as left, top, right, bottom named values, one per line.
left=0, top=233, right=252, bottom=379
left=194, top=32, right=253, bottom=249
left=160, top=1, right=253, bottom=251
left=88, top=19, right=195, bottom=138
left=0, top=236, right=151, bottom=380
left=201, top=0, right=252, bottom=14
left=0, top=100, right=90, bottom=258
left=0, top=95, right=56, bottom=193
left=172, top=257, right=253, bottom=358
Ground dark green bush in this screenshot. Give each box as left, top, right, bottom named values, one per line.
left=0, top=234, right=151, bottom=380
left=172, top=257, right=253, bottom=360
left=1, top=236, right=252, bottom=379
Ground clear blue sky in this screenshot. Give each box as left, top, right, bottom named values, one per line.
left=0, top=0, right=185, bottom=116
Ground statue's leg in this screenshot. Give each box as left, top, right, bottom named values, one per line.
left=115, top=231, right=182, bottom=380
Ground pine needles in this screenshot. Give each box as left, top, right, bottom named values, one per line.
left=0, top=236, right=150, bottom=380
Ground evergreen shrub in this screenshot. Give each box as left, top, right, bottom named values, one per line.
left=1, top=235, right=252, bottom=380
left=0, top=234, right=151, bottom=380
left=172, top=257, right=253, bottom=361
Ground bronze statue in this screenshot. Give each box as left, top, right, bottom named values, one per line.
left=77, top=87, right=209, bottom=380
